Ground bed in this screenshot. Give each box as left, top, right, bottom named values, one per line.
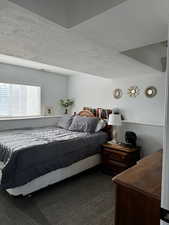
left=0, top=110, right=111, bottom=196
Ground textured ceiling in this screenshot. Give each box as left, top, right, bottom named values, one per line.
left=9, top=0, right=126, bottom=28
left=8, top=0, right=169, bottom=51
left=71, top=0, right=169, bottom=51
left=0, top=1, right=161, bottom=79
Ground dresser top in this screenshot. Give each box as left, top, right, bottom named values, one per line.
left=113, top=151, right=162, bottom=200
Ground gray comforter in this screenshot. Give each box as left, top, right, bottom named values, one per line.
left=0, top=127, right=107, bottom=189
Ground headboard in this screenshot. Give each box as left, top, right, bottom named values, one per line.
left=81, top=107, right=125, bottom=120
left=82, top=107, right=112, bottom=119
left=78, top=109, right=112, bottom=140
left=78, top=110, right=95, bottom=117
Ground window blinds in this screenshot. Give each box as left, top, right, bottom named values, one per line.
left=0, top=83, right=41, bottom=117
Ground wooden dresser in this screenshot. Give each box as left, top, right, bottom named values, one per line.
left=113, top=151, right=162, bottom=225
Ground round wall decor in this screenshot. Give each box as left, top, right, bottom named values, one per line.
left=145, top=86, right=157, bottom=98
left=128, top=86, right=140, bottom=97
left=113, top=88, right=123, bottom=99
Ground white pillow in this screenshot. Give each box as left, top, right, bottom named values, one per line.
left=95, top=119, right=106, bottom=132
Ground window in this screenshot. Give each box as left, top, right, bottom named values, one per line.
left=0, top=83, right=41, bottom=117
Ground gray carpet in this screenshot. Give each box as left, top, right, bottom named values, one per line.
left=0, top=167, right=115, bottom=225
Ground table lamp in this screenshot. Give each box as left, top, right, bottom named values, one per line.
left=108, top=113, right=122, bottom=144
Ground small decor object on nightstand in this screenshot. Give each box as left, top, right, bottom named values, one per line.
left=128, top=86, right=140, bottom=97
left=60, top=98, right=74, bottom=114
left=108, top=113, right=121, bottom=144
left=125, top=131, right=137, bottom=147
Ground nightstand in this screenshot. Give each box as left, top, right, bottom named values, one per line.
left=101, top=143, right=140, bottom=175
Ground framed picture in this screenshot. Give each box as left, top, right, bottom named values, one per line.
left=44, top=106, right=55, bottom=116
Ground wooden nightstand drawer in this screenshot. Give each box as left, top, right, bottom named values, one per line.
left=102, top=149, right=128, bottom=163
left=102, top=160, right=128, bottom=175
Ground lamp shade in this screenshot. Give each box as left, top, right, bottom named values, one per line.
left=108, top=113, right=121, bottom=126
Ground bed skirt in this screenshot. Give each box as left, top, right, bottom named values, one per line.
left=6, top=154, right=101, bottom=196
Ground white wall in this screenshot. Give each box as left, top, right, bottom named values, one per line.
left=0, top=63, right=68, bottom=129
left=111, top=74, right=165, bottom=125
left=122, top=123, right=163, bottom=156
left=68, top=74, right=113, bottom=113
left=68, top=73, right=165, bottom=156
left=69, top=73, right=165, bottom=125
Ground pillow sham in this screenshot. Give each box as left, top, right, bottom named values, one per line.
left=57, top=115, right=73, bottom=130
left=69, top=115, right=99, bottom=133
left=95, top=119, right=106, bottom=132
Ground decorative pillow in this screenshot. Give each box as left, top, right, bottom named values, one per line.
left=95, top=119, right=106, bottom=132
left=57, top=115, right=74, bottom=130
left=69, top=116, right=99, bottom=133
